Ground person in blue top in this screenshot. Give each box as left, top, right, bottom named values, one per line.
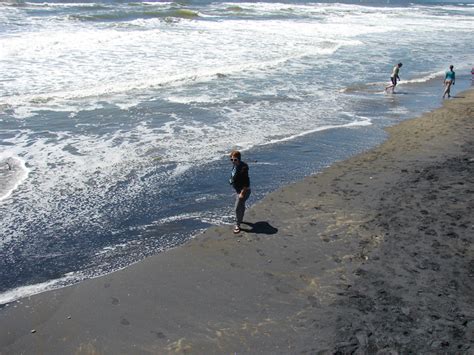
left=229, top=150, right=251, bottom=234
left=443, top=65, right=455, bottom=99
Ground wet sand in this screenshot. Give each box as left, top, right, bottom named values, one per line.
left=1, top=90, right=473, bottom=354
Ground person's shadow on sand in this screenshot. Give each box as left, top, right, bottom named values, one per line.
left=240, top=221, right=278, bottom=235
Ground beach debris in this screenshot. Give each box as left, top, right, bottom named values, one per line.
left=30, top=329, right=36, bottom=334
left=67, top=315, right=72, bottom=319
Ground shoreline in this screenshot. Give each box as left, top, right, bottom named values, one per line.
left=2, top=76, right=472, bottom=302
left=1, top=90, right=473, bottom=353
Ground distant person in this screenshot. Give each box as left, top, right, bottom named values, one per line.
left=385, top=62, right=403, bottom=93
left=443, top=65, right=455, bottom=99
left=229, top=150, right=250, bottom=234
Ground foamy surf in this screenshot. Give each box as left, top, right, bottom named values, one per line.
left=1, top=34, right=359, bottom=119
left=261, top=118, right=372, bottom=147
left=0, top=155, right=29, bottom=202
left=398, top=71, right=445, bottom=85
left=0, top=274, right=80, bottom=306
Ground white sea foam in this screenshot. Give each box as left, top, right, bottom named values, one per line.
left=151, top=210, right=230, bottom=227
left=0, top=5, right=373, bottom=119
left=95, top=243, right=128, bottom=256
left=3, top=37, right=356, bottom=118
left=261, top=118, right=372, bottom=147
left=0, top=274, right=80, bottom=306
left=3, top=2, right=471, bottom=119
left=141, top=2, right=175, bottom=5
left=0, top=154, right=29, bottom=202
left=399, top=71, right=445, bottom=85
left=22, top=2, right=106, bottom=8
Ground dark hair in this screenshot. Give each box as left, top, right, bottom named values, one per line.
left=230, top=150, right=241, bottom=160
left=398, top=62, right=403, bottom=67
left=449, top=65, right=454, bottom=70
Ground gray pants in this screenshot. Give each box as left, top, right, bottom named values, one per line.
left=235, top=189, right=251, bottom=226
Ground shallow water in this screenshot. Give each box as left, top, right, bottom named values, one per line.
left=1, top=0, right=473, bottom=304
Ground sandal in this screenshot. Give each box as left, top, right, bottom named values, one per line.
left=233, top=225, right=241, bottom=234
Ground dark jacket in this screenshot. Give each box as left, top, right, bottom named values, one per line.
left=230, top=161, right=250, bottom=193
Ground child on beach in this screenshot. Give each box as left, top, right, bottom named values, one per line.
left=229, top=150, right=251, bottom=234
left=385, top=62, right=403, bottom=93
left=443, top=65, right=455, bottom=99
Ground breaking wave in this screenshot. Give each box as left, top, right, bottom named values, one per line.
left=69, top=8, right=199, bottom=22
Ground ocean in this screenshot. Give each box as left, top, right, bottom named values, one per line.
left=1, top=0, right=473, bottom=304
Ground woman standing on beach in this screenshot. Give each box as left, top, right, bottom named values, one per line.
left=385, top=62, right=403, bottom=93
left=229, top=150, right=251, bottom=234
left=443, top=65, right=455, bottom=99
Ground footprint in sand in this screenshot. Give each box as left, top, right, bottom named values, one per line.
left=230, top=262, right=243, bottom=269
left=256, top=249, right=265, bottom=257
left=111, top=297, right=120, bottom=305
left=151, top=331, right=166, bottom=339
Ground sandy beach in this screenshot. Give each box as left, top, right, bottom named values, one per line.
left=1, top=90, right=473, bottom=354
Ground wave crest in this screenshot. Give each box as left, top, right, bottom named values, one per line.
left=69, top=7, right=199, bottom=22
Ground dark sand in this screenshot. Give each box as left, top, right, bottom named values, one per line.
left=1, top=91, right=473, bottom=354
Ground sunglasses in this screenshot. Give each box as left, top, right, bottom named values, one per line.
left=230, top=158, right=239, bottom=162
